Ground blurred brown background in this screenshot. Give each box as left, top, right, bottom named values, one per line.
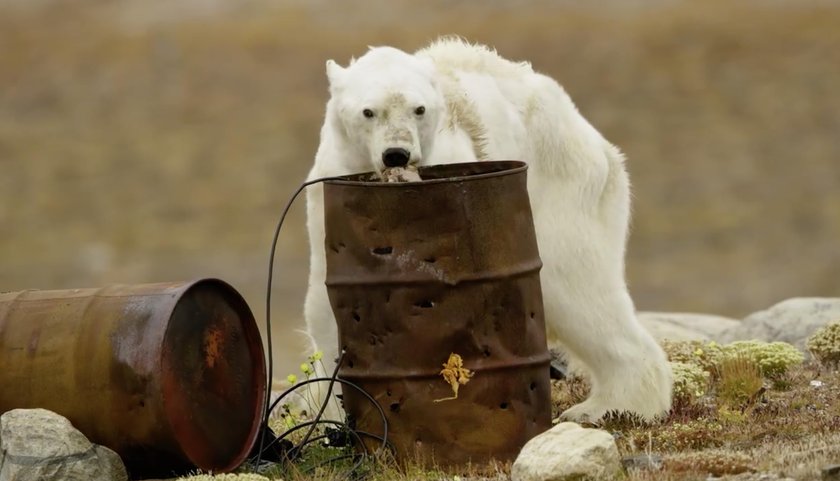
left=2, top=0, right=839, bottom=376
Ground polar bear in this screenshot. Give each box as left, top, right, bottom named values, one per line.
left=303, top=37, right=672, bottom=422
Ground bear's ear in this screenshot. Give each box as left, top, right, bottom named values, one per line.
left=326, top=59, right=346, bottom=86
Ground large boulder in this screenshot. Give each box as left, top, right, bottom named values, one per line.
left=719, top=297, right=840, bottom=350
left=0, top=408, right=127, bottom=481
left=638, top=311, right=739, bottom=341
left=511, top=422, right=620, bottom=481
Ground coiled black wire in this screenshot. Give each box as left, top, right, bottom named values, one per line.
left=251, top=175, right=391, bottom=477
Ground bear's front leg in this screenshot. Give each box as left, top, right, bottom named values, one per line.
left=541, top=267, right=673, bottom=422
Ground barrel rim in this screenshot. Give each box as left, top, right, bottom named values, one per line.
left=159, top=277, right=266, bottom=473
left=324, top=160, right=527, bottom=187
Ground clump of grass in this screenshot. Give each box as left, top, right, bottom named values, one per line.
left=664, top=449, right=753, bottom=476
left=715, top=354, right=764, bottom=410
left=807, top=321, right=840, bottom=367
left=550, top=375, right=590, bottom=419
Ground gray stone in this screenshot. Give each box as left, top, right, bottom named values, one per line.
left=0, top=408, right=127, bottom=481
left=621, top=453, right=663, bottom=471
left=511, top=422, right=620, bottom=481
left=719, top=298, right=840, bottom=351
left=638, top=311, right=740, bottom=342
left=823, top=464, right=840, bottom=480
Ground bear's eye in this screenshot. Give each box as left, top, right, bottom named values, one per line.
left=363, top=109, right=374, bottom=119
left=414, top=106, right=426, bottom=116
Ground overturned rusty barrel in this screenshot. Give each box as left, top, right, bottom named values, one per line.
left=323, top=161, right=552, bottom=467
left=0, top=279, right=265, bottom=477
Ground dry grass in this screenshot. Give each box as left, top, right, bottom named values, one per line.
left=554, top=361, right=840, bottom=480
left=237, top=358, right=839, bottom=480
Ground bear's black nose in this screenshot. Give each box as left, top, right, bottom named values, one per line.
left=383, top=148, right=410, bottom=167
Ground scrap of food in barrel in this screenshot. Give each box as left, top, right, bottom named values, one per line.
left=382, top=166, right=422, bottom=183
left=434, top=352, right=474, bottom=402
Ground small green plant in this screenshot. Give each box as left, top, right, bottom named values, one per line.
left=661, top=340, right=723, bottom=375
left=670, top=361, right=710, bottom=407
left=807, top=321, right=840, bottom=367
left=721, top=340, right=804, bottom=378
left=715, top=354, right=764, bottom=409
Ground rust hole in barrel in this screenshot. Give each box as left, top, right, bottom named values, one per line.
left=372, top=246, right=393, bottom=255
left=500, top=402, right=509, bottom=410
left=390, top=402, right=401, bottom=413
left=352, top=311, right=361, bottom=322
left=483, top=347, right=491, bottom=357
left=530, top=311, right=536, bottom=319
left=415, top=300, right=434, bottom=308
left=530, top=381, right=537, bottom=391
left=424, top=256, right=436, bottom=263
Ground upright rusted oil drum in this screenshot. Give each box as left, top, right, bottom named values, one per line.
left=323, top=161, right=552, bottom=467
left=0, top=279, right=265, bottom=477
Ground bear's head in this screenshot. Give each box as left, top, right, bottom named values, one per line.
left=325, top=46, right=444, bottom=175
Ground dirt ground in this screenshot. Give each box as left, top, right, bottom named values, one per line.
left=1, top=0, right=839, bottom=375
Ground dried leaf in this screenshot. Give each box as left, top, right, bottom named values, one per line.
left=434, top=352, right=474, bottom=402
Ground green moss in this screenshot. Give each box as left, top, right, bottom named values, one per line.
left=670, top=361, right=710, bottom=406
left=721, top=341, right=804, bottom=378
left=807, top=321, right=840, bottom=366
left=662, top=340, right=723, bottom=375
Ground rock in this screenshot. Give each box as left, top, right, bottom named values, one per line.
left=823, top=464, right=840, bottom=480
left=621, top=453, right=663, bottom=471
left=511, top=422, right=620, bottom=481
left=0, top=408, right=128, bottom=481
left=719, top=298, right=840, bottom=351
left=638, top=311, right=740, bottom=342
left=549, top=349, right=568, bottom=380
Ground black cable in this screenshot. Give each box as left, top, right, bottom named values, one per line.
left=257, top=174, right=344, bottom=469
left=256, top=174, right=392, bottom=478
left=263, top=375, right=390, bottom=457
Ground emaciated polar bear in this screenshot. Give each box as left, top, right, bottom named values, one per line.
left=303, top=38, right=672, bottom=422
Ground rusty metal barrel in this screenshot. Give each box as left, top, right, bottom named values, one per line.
left=0, top=279, right=266, bottom=477
left=323, top=161, right=552, bottom=467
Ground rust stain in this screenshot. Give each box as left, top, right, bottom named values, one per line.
left=204, top=326, right=224, bottom=369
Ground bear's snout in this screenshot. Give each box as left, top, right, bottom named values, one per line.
left=382, top=147, right=411, bottom=167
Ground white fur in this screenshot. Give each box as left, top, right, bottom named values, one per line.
left=303, top=38, right=673, bottom=422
